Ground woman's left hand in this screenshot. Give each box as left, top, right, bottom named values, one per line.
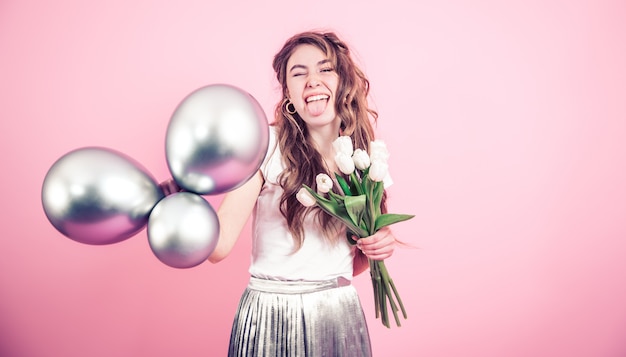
left=356, top=227, right=396, bottom=261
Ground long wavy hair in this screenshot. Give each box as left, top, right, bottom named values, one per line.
left=272, top=31, right=387, bottom=248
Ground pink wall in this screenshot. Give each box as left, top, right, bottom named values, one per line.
left=1, top=0, right=625, bottom=356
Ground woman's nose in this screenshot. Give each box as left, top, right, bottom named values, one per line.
left=307, top=75, right=320, bottom=87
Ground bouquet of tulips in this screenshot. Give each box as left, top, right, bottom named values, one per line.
left=296, top=136, right=414, bottom=328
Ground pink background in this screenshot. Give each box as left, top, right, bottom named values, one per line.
left=1, top=0, right=625, bottom=356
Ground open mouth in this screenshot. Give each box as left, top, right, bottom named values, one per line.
left=305, top=94, right=330, bottom=116
left=306, top=94, right=329, bottom=103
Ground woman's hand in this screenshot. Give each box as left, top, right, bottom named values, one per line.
left=355, top=226, right=396, bottom=261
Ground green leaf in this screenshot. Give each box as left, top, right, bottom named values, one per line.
left=328, top=191, right=346, bottom=205
left=335, top=174, right=352, bottom=196
left=302, top=185, right=368, bottom=237
left=344, top=195, right=366, bottom=227
left=303, top=186, right=341, bottom=213
left=374, top=213, right=415, bottom=231
left=350, top=172, right=364, bottom=195
left=372, top=180, right=384, bottom=211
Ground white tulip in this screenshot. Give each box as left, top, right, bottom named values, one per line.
left=369, top=140, right=390, bottom=163
left=352, top=149, right=371, bottom=171
left=296, top=187, right=317, bottom=207
left=316, top=173, right=333, bottom=194
left=368, top=160, right=389, bottom=182
left=333, top=136, right=354, bottom=156
left=335, top=152, right=356, bottom=175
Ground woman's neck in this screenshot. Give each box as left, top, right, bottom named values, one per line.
left=307, top=123, right=342, bottom=174
left=307, top=120, right=341, bottom=153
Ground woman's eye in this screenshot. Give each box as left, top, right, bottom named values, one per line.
left=293, top=73, right=305, bottom=77
left=321, top=68, right=334, bottom=73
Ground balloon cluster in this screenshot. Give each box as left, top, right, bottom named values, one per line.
left=41, top=84, right=269, bottom=268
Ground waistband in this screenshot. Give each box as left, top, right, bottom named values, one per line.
left=247, top=276, right=352, bottom=294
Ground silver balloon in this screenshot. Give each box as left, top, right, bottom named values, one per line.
left=166, top=84, right=269, bottom=195
left=41, top=147, right=164, bottom=245
left=147, top=192, right=219, bottom=269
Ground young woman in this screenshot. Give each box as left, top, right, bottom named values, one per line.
left=210, top=31, right=397, bottom=357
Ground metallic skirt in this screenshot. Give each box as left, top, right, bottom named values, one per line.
left=228, top=277, right=372, bottom=357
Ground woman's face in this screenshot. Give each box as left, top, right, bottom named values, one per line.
left=285, top=44, right=340, bottom=129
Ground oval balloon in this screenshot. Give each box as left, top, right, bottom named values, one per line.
left=41, top=147, right=164, bottom=245
left=166, top=84, right=269, bottom=195
left=147, top=192, right=219, bottom=269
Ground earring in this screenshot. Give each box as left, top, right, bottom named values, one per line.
left=285, top=99, right=297, bottom=115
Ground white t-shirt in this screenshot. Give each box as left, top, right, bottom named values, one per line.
left=249, top=127, right=355, bottom=281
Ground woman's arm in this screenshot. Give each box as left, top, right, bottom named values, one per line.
left=208, top=170, right=264, bottom=263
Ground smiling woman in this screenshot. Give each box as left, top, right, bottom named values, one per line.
left=207, top=31, right=399, bottom=356
left=3, top=0, right=626, bottom=356
left=285, top=46, right=338, bottom=120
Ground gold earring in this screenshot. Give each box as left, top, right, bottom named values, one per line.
left=285, top=100, right=297, bottom=115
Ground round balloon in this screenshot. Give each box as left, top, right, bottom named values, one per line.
left=166, top=84, right=269, bottom=195
left=41, top=147, right=164, bottom=245
left=147, top=192, right=219, bottom=269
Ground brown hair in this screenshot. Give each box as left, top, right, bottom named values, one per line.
left=271, top=31, right=386, bottom=248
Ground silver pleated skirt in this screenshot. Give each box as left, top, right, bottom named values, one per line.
left=228, top=276, right=372, bottom=357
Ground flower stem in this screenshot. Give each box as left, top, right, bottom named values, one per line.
left=351, top=172, right=364, bottom=195
left=370, top=259, right=381, bottom=318
left=379, top=261, right=407, bottom=319
left=369, top=259, right=406, bottom=328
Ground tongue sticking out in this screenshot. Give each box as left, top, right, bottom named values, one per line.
left=307, top=99, right=327, bottom=116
